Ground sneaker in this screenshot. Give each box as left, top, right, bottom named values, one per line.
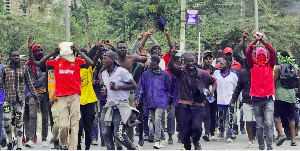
left=1, top=139, right=6, bottom=148
left=92, top=139, right=98, bottom=145
left=227, top=138, right=233, bottom=143
left=241, top=128, right=246, bottom=134
left=52, top=140, right=60, bottom=149
left=211, top=136, right=217, bottom=141
left=253, top=135, right=257, bottom=140
left=7, top=142, right=13, bottom=150
left=101, top=146, right=107, bottom=150
left=148, top=136, right=154, bottom=143
left=214, top=129, right=219, bottom=136
left=168, top=138, right=173, bottom=144
left=16, top=147, right=22, bottom=150
left=233, top=128, right=239, bottom=135
left=276, top=135, right=286, bottom=146
left=246, top=141, right=254, bottom=148
left=34, top=136, right=37, bottom=144
left=153, top=142, right=161, bottom=149
left=116, top=146, right=123, bottom=150
left=42, top=141, right=48, bottom=147
left=231, top=133, right=236, bottom=139
left=193, top=141, right=202, bottom=150
left=25, top=140, right=35, bottom=148
left=219, top=132, right=224, bottom=140
left=160, top=140, right=166, bottom=148
left=180, top=144, right=185, bottom=150
left=135, top=145, right=141, bottom=150
left=202, top=134, right=210, bottom=141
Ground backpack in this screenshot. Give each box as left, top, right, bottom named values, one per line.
left=280, top=63, right=299, bottom=89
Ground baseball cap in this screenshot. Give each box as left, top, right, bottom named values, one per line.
left=31, top=44, right=43, bottom=51
left=202, top=50, right=213, bottom=59
left=156, top=17, right=168, bottom=31
left=59, top=42, right=75, bottom=62
left=256, top=47, right=267, bottom=58
left=223, top=47, right=233, bottom=54
left=103, top=51, right=120, bottom=65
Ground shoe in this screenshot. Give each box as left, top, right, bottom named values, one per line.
left=25, top=140, right=35, bottom=148
left=77, top=146, right=81, bottom=150
left=193, top=141, right=202, bottom=150
left=153, top=142, right=161, bottom=149
left=214, top=128, right=219, bottom=136
left=219, top=132, right=224, bottom=140
left=233, top=128, right=239, bottom=135
left=202, top=134, right=210, bottom=141
left=240, top=128, right=246, bottom=134
left=143, top=135, right=149, bottom=141
left=211, top=136, right=217, bottom=141
left=246, top=141, right=254, bottom=148
left=226, top=138, right=233, bottom=143
left=135, top=145, right=141, bottom=150
left=42, top=141, right=48, bottom=147
left=116, top=146, right=123, bottom=150
left=1, top=139, right=6, bottom=148
left=267, top=147, right=273, bottom=150
left=16, top=148, right=22, bottom=150
left=53, top=140, right=60, bottom=149
left=101, top=146, right=107, bottom=150
left=34, top=136, right=37, bottom=144
left=168, top=138, right=173, bottom=144
left=160, top=140, right=166, bottom=148
left=138, top=138, right=144, bottom=146
left=92, top=139, right=98, bottom=145
left=231, top=133, right=236, bottom=139
left=180, top=144, right=185, bottom=150
left=148, top=136, right=154, bottom=143
left=253, top=135, right=257, bottom=140
left=276, top=135, right=286, bottom=146
left=7, top=142, right=13, bottom=150
left=291, top=142, right=297, bottom=146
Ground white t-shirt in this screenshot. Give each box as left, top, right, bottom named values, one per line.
left=213, top=70, right=238, bottom=105
left=102, top=66, right=134, bottom=102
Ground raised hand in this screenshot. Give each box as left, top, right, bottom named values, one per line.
left=28, top=36, right=35, bottom=47
left=147, top=29, right=154, bottom=35
left=164, top=28, right=169, bottom=35
left=170, top=48, right=178, bottom=56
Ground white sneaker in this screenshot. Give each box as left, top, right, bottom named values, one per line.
left=153, top=142, right=161, bottom=149
left=211, top=136, right=217, bottom=141
left=92, top=139, right=98, bottom=145
left=180, top=144, right=185, bottom=150
left=226, top=138, right=233, bottom=143
left=42, top=141, right=48, bottom=147
left=160, top=140, right=166, bottom=148
left=25, top=140, right=35, bottom=147
left=246, top=141, right=254, bottom=148
left=101, top=146, right=107, bottom=150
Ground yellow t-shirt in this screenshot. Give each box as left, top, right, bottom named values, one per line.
left=80, top=66, right=98, bottom=105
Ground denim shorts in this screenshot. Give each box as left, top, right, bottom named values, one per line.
left=274, top=100, right=295, bottom=120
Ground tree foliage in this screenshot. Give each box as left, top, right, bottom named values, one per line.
left=0, top=0, right=299, bottom=62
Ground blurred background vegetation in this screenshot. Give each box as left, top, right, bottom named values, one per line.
left=0, top=0, right=299, bottom=63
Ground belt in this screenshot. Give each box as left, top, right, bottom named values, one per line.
left=178, top=99, right=204, bottom=106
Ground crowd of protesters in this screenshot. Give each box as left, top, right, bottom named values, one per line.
left=0, top=28, right=299, bottom=150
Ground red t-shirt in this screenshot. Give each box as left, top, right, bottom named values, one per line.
left=46, top=58, right=86, bottom=97
left=161, top=52, right=172, bottom=75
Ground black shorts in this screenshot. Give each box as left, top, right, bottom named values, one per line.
left=274, top=100, right=295, bottom=120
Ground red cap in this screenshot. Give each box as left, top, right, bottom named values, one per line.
left=223, top=47, right=233, bottom=54
left=31, top=44, right=43, bottom=52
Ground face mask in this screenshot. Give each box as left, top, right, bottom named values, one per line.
left=257, top=55, right=267, bottom=66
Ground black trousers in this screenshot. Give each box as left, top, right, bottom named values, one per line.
left=203, top=101, right=217, bottom=136
left=78, top=102, right=95, bottom=150
left=180, top=104, right=205, bottom=150
left=137, top=103, right=144, bottom=140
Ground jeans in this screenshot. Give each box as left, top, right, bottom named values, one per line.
left=180, top=104, right=205, bottom=150
left=217, top=105, right=234, bottom=138
left=143, top=107, right=150, bottom=136
left=149, top=108, right=165, bottom=142
left=100, top=108, right=136, bottom=150
left=167, top=106, right=175, bottom=135
left=253, top=100, right=274, bottom=150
